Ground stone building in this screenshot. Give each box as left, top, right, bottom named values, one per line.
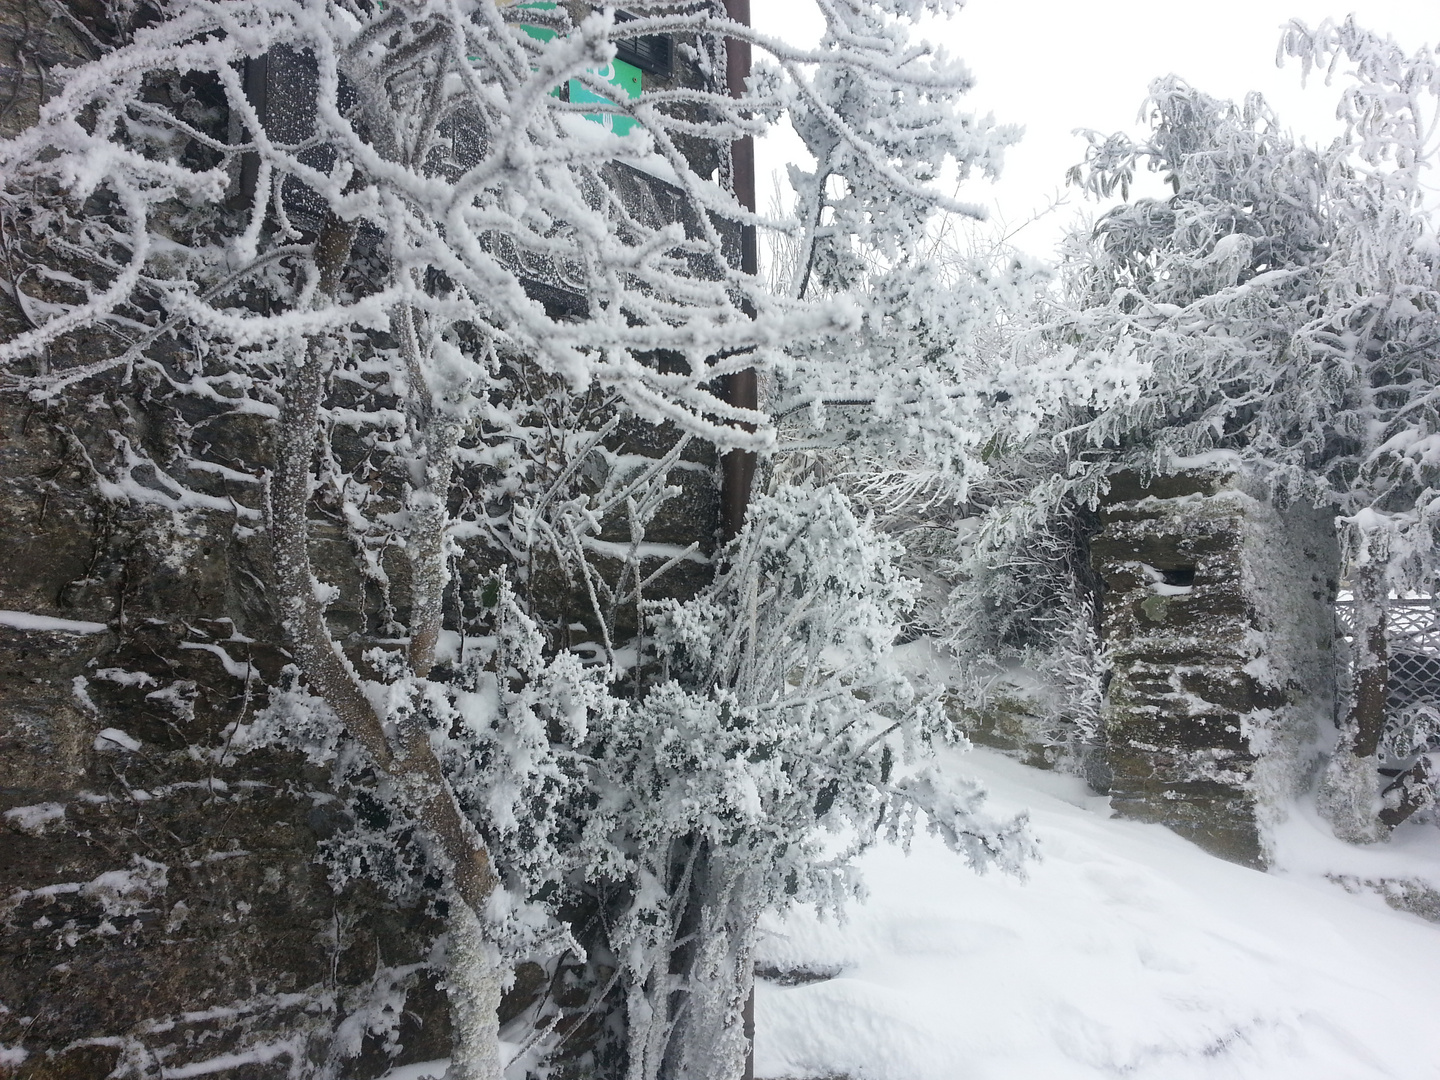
left=0, top=4, right=742, bottom=1077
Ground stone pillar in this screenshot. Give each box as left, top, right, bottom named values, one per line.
left=1091, top=468, right=1338, bottom=867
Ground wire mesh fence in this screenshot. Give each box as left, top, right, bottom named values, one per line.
left=1336, top=597, right=1440, bottom=759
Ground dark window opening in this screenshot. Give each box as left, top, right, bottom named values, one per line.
left=1160, top=567, right=1196, bottom=587
left=240, top=48, right=356, bottom=228
left=615, top=11, right=673, bottom=78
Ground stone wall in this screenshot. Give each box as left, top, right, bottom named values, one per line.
left=0, top=382, right=459, bottom=1080
left=1092, top=468, right=1338, bottom=867
left=0, top=7, right=446, bottom=1077
left=0, top=4, right=725, bottom=1077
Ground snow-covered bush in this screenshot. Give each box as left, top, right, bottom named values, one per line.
left=588, top=484, right=1031, bottom=1080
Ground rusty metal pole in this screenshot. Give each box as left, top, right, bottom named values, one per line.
left=720, top=0, right=758, bottom=544
left=719, top=13, right=758, bottom=1077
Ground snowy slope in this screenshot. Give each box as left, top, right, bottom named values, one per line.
left=754, top=747, right=1440, bottom=1080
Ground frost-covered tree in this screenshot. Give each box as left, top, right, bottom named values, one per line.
left=1277, top=17, right=1440, bottom=837
left=588, top=485, right=1029, bottom=1080
left=746, top=10, right=1129, bottom=773
left=767, top=39, right=1062, bottom=479
left=1054, top=32, right=1440, bottom=840
left=0, top=0, right=1035, bottom=1075
left=763, top=182, right=1126, bottom=771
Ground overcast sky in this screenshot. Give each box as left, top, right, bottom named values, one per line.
left=752, top=1, right=1437, bottom=259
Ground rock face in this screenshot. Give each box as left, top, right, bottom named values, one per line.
left=1091, top=469, right=1338, bottom=867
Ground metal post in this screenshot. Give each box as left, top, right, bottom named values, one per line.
left=718, top=13, right=758, bottom=1076
left=720, top=0, right=758, bottom=544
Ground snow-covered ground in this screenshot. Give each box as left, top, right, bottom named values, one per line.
left=755, top=747, right=1440, bottom=1080
left=386, top=747, right=1440, bottom=1080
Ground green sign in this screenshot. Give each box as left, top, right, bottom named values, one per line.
left=517, top=2, right=641, bottom=136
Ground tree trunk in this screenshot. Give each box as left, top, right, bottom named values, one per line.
left=394, top=304, right=461, bottom=680
left=660, top=847, right=757, bottom=1080
left=445, top=897, right=506, bottom=1080
left=267, top=212, right=502, bottom=1079
left=1348, top=560, right=1390, bottom=760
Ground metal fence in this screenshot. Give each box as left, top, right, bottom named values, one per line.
left=1336, top=597, right=1440, bottom=756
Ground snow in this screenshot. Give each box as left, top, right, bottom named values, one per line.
left=0, top=1046, right=27, bottom=1068
left=380, top=1045, right=527, bottom=1080
left=79, top=857, right=168, bottom=917
left=93, top=728, right=141, bottom=752
left=92, top=667, right=158, bottom=687
left=2, top=803, right=65, bottom=836
left=178, top=641, right=254, bottom=680
left=753, top=747, right=1440, bottom=1080
left=0, top=609, right=108, bottom=634
left=158, top=1042, right=295, bottom=1078
left=375, top=748, right=1440, bottom=1080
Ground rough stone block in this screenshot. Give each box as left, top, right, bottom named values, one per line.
left=1093, top=469, right=1338, bottom=868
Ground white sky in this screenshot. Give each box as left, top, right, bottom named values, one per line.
left=753, top=1, right=1437, bottom=259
